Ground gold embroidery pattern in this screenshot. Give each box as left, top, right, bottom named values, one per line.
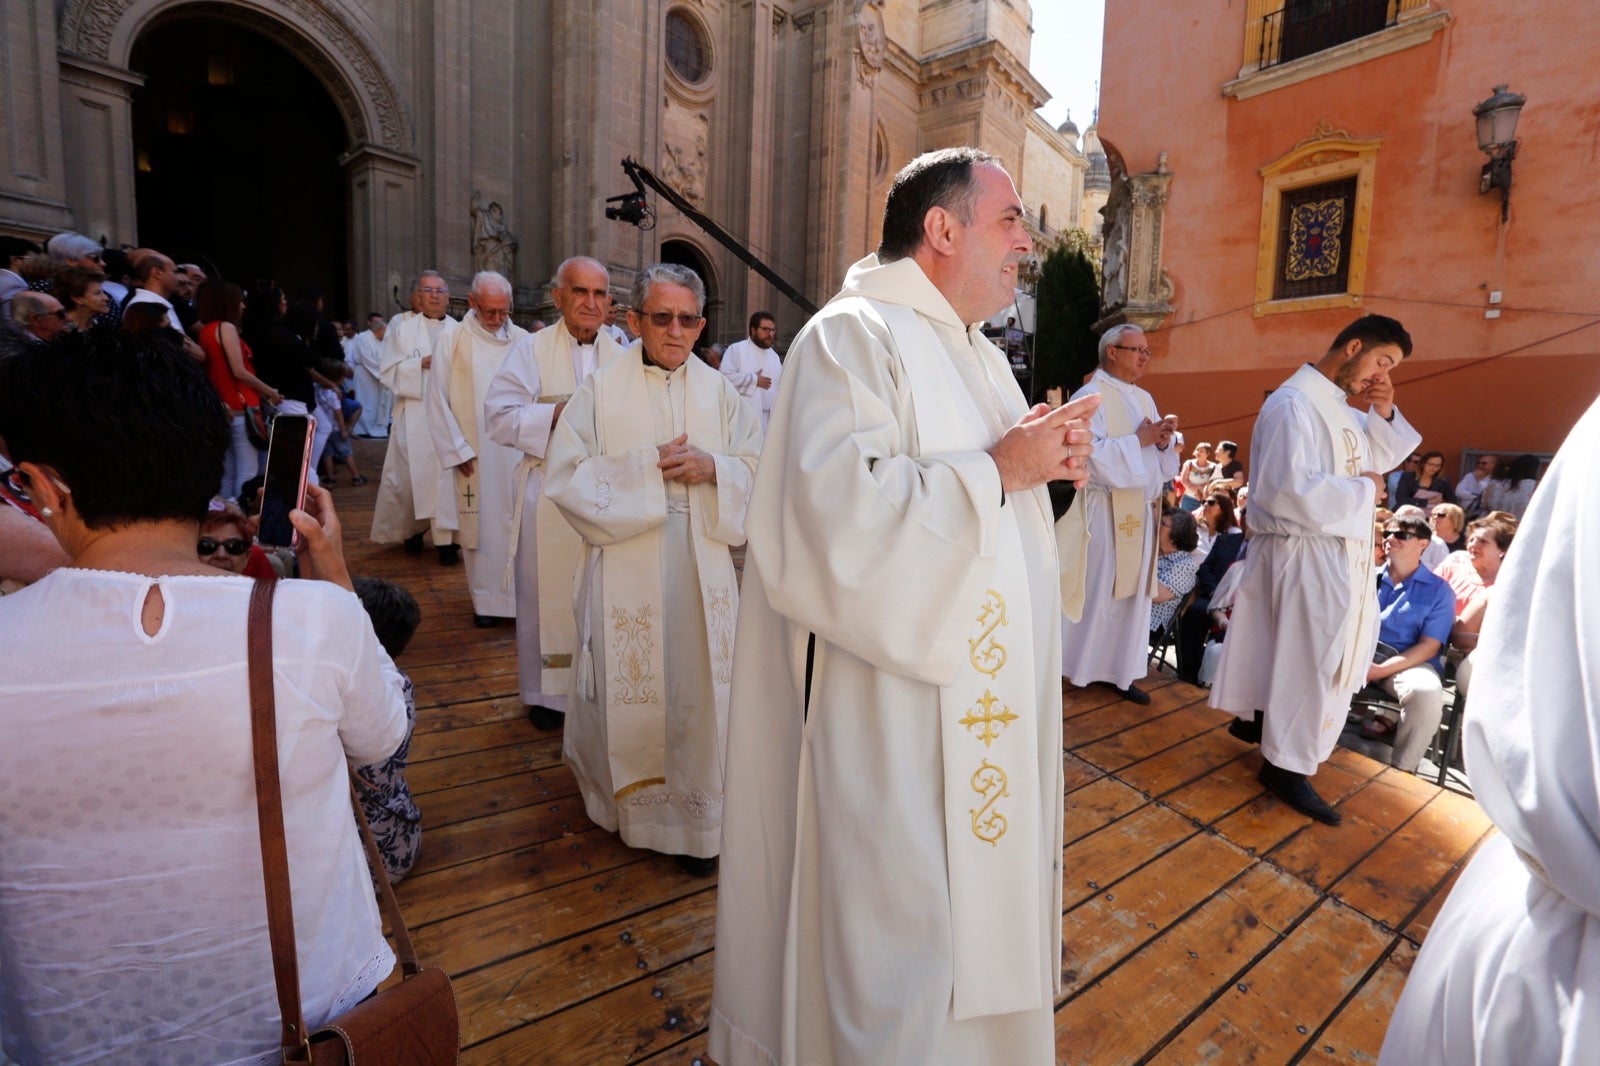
left=959, top=690, right=1019, bottom=748
left=596, top=475, right=613, bottom=515
left=705, top=584, right=735, bottom=684
left=968, top=590, right=1009, bottom=679
left=1342, top=427, right=1363, bottom=477
left=609, top=605, right=659, bottom=705
left=969, top=760, right=1010, bottom=846
left=1118, top=513, right=1141, bottom=539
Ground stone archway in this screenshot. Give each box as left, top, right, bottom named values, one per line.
left=55, top=0, right=419, bottom=317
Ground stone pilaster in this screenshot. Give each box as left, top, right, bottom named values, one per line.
left=1, top=0, right=73, bottom=235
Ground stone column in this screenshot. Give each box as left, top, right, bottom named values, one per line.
left=343, top=144, right=420, bottom=320
left=0, top=0, right=73, bottom=236
left=55, top=55, right=143, bottom=245
left=1096, top=158, right=1174, bottom=335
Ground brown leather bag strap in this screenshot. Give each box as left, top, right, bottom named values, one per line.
left=348, top=772, right=423, bottom=976
left=246, top=578, right=314, bottom=1059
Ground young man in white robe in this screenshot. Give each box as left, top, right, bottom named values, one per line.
left=1210, top=315, right=1421, bottom=825
left=710, top=148, right=1099, bottom=1066
left=542, top=262, right=762, bottom=875
left=484, top=256, right=626, bottom=732
left=347, top=312, right=392, bottom=437
left=370, top=271, right=458, bottom=564
left=1379, top=394, right=1596, bottom=1066
left=718, top=310, right=782, bottom=433
left=425, top=271, right=526, bottom=626
left=1057, top=323, right=1179, bottom=704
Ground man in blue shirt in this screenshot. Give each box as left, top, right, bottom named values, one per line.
left=1367, top=512, right=1456, bottom=772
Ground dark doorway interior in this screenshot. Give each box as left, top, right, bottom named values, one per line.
left=130, top=18, right=350, bottom=316
left=659, top=239, right=719, bottom=345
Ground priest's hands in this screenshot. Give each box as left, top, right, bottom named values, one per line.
left=658, top=433, right=717, bottom=484
left=1360, top=376, right=1395, bottom=420
left=988, top=393, right=1100, bottom=494
left=456, top=458, right=476, bottom=479
left=756, top=373, right=773, bottom=390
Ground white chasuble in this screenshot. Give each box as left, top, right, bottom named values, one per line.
left=710, top=255, right=1063, bottom=1066
left=1209, top=363, right=1419, bottom=775
left=485, top=320, right=626, bottom=707
left=371, top=311, right=457, bottom=543
left=543, top=354, right=761, bottom=858
left=426, top=309, right=526, bottom=618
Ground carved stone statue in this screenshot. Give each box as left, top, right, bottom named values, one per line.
left=1101, top=198, right=1130, bottom=309
left=470, top=191, right=517, bottom=278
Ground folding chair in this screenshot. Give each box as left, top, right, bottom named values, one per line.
left=1148, top=589, right=1194, bottom=676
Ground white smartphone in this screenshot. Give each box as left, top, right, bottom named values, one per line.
left=257, top=414, right=315, bottom=548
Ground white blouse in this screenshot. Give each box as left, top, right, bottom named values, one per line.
left=0, top=570, right=409, bottom=1066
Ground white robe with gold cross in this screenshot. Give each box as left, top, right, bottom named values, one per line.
left=370, top=311, right=456, bottom=544
left=542, top=352, right=761, bottom=858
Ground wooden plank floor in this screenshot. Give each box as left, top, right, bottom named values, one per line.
left=329, top=439, right=1496, bottom=1065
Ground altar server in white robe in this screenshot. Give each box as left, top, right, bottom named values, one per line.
left=348, top=312, right=392, bottom=437
left=710, top=148, right=1099, bottom=1066
left=544, top=262, right=760, bottom=872
left=1058, top=323, right=1178, bottom=704
left=718, top=310, right=782, bottom=433
left=426, top=271, right=526, bottom=624
left=1379, top=394, right=1596, bottom=1065
left=1211, top=315, right=1420, bottom=825
left=484, top=256, right=625, bottom=732
left=371, top=271, right=458, bottom=561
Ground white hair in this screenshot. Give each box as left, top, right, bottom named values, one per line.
left=630, top=263, right=704, bottom=313
left=1098, top=323, right=1144, bottom=363
left=553, top=256, right=609, bottom=290
left=47, top=232, right=100, bottom=261
left=470, top=271, right=512, bottom=299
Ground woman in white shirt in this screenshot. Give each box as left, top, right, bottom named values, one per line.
left=0, top=328, right=408, bottom=1066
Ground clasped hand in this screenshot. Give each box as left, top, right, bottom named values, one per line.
left=657, top=433, right=716, bottom=484
left=988, top=393, right=1101, bottom=493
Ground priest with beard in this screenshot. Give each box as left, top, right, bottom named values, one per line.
left=1210, top=314, right=1420, bottom=824
left=425, top=271, right=527, bottom=625
left=485, top=256, right=627, bottom=732
left=542, top=262, right=761, bottom=875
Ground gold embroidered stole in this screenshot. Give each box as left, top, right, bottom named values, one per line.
left=879, top=303, right=1052, bottom=1019
left=1281, top=363, right=1378, bottom=691
left=1097, top=373, right=1161, bottom=600
left=445, top=311, right=516, bottom=550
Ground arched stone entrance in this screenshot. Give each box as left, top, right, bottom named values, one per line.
left=55, top=0, right=419, bottom=319
left=659, top=237, right=720, bottom=347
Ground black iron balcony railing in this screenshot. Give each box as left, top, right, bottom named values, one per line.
left=1258, top=0, right=1396, bottom=68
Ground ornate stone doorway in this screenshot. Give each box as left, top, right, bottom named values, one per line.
left=130, top=17, right=350, bottom=313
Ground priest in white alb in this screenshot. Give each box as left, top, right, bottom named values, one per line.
left=1379, top=394, right=1597, bottom=1066
left=370, top=271, right=458, bottom=563
left=1057, top=324, right=1178, bottom=705
left=484, top=256, right=626, bottom=732
left=347, top=311, right=392, bottom=437
left=710, top=148, right=1099, bottom=1066
left=1210, top=315, right=1420, bottom=825
left=425, top=271, right=527, bottom=625
left=543, top=262, right=761, bottom=875
left=718, top=310, right=782, bottom=433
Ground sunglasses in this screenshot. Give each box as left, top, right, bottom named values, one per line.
left=197, top=536, right=250, bottom=556
left=1382, top=530, right=1422, bottom=541
left=639, top=311, right=705, bottom=329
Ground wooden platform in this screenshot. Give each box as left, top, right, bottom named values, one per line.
left=330, top=439, right=1496, bottom=1065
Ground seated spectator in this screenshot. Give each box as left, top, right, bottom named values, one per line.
left=197, top=498, right=281, bottom=582
left=1177, top=441, right=1217, bottom=512
left=1151, top=509, right=1201, bottom=637
left=351, top=575, right=425, bottom=883
left=1361, top=513, right=1456, bottom=773
left=1395, top=450, right=1455, bottom=511
left=1479, top=453, right=1541, bottom=520
left=0, top=326, right=409, bottom=1064
left=52, top=265, right=111, bottom=334
left=1394, top=504, right=1449, bottom=570
left=1386, top=451, right=1420, bottom=503
left=1455, top=452, right=1497, bottom=517
left=1446, top=514, right=1517, bottom=653
left=1213, top=440, right=1244, bottom=491
left=1177, top=509, right=1246, bottom=685
left=1429, top=501, right=1466, bottom=553
left=1197, top=491, right=1238, bottom=556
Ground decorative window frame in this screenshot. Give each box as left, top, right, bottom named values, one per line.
left=1254, top=130, right=1381, bottom=317
left=1224, top=3, right=1450, bottom=100
left=664, top=6, right=718, bottom=104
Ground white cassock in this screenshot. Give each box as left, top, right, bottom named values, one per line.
left=1058, top=368, right=1178, bottom=688
left=543, top=352, right=761, bottom=858
left=710, top=255, right=1063, bottom=1066
left=347, top=328, right=393, bottom=437
left=484, top=320, right=626, bottom=709
left=1209, top=364, right=1419, bottom=775
left=426, top=309, right=527, bottom=619
left=719, top=338, right=783, bottom=433
left=370, top=311, right=457, bottom=545
left=1379, top=395, right=1595, bottom=1065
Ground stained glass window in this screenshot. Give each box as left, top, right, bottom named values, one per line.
left=1274, top=177, right=1357, bottom=300
left=666, top=10, right=710, bottom=85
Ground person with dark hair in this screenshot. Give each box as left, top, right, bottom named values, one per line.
left=197, top=278, right=282, bottom=498
left=245, top=281, right=336, bottom=485
left=1210, top=314, right=1421, bottom=824
left=710, top=148, right=1097, bottom=1065
left=719, top=309, right=783, bottom=432
left=119, top=300, right=171, bottom=334
left=1151, top=508, right=1202, bottom=635
left=1395, top=449, right=1455, bottom=510
left=53, top=264, right=111, bottom=334
left=0, top=327, right=408, bottom=1064
left=0, top=235, right=41, bottom=324
left=1479, top=452, right=1541, bottom=519
left=1214, top=439, right=1244, bottom=490
left=351, top=575, right=425, bottom=883
left=1197, top=488, right=1238, bottom=556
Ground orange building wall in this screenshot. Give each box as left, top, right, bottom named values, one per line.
left=1100, top=0, right=1600, bottom=478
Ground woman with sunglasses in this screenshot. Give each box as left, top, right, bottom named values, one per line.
left=1196, top=492, right=1238, bottom=556
left=0, top=327, right=408, bottom=1064
left=197, top=498, right=281, bottom=581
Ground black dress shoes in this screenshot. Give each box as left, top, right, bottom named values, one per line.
left=1228, top=710, right=1264, bottom=745
left=403, top=533, right=424, bottom=554
left=473, top=613, right=503, bottom=628
left=1259, top=762, right=1342, bottom=825
left=1114, top=683, right=1151, bottom=705
left=676, top=855, right=718, bottom=877
left=527, top=705, right=564, bottom=731
left=437, top=544, right=461, bottom=566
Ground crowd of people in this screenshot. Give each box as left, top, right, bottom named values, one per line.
left=0, top=145, right=1575, bottom=1066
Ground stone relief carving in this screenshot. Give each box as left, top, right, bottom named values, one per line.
left=1096, top=162, right=1174, bottom=333
left=856, top=1, right=886, bottom=88
left=470, top=191, right=517, bottom=278
left=57, top=0, right=411, bottom=152
left=661, top=102, right=710, bottom=208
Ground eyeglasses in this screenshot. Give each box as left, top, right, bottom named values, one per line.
left=640, top=311, right=705, bottom=329
left=1109, top=344, right=1153, bottom=357
left=417, top=286, right=449, bottom=296
left=1382, top=530, right=1422, bottom=541
left=40, top=309, right=67, bottom=319
left=1203, top=500, right=1221, bottom=507
left=197, top=536, right=250, bottom=556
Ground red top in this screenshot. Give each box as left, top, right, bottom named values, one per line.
left=199, top=321, right=260, bottom=412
